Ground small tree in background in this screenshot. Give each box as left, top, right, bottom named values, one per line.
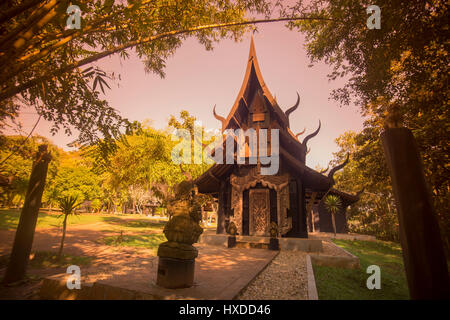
left=57, top=196, right=82, bottom=260
left=324, top=195, right=342, bottom=237
left=91, top=199, right=101, bottom=213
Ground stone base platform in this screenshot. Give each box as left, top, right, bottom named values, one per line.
left=199, top=234, right=323, bottom=252
left=39, top=244, right=279, bottom=300
left=308, top=232, right=377, bottom=242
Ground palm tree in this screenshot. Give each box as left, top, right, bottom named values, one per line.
left=324, top=195, right=342, bottom=237
left=57, top=195, right=82, bottom=259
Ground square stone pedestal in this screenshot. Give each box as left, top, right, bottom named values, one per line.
left=156, top=257, right=195, bottom=289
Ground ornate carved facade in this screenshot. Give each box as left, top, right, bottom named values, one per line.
left=228, top=167, right=291, bottom=236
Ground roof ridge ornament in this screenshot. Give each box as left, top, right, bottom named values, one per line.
left=319, top=165, right=329, bottom=174
left=328, top=153, right=350, bottom=184
left=213, top=104, right=226, bottom=130
left=302, top=120, right=321, bottom=148
left=296, top=127, right=306, bottom=138
left=285, top=92, right=300, bottom=126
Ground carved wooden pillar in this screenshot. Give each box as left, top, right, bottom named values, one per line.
left=277, top=183, right=291, bottom=236
left=297, top=178, right=308, bottom=238
left=216, top=181, right=226, bottom=234
left=230, top=185, right=243, bottom=235
left=286, top=179, right=298, bottom=237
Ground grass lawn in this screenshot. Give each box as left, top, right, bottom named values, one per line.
left=0, top=209, right=167, bottom=254
left=0, top=251, right=93, bottom=270
left=0, top=209, right=166, bottom=232
left=98, top=233, right=167, bottom=254
left=0, top=209, right=107, bottom=230
left=100, top=216, right=165, bottom=233
left=313, top=239, right=410, bottom=300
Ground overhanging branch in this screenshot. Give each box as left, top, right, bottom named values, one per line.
left=0, top=16, right=334, bottom=101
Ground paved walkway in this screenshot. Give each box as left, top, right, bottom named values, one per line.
left=0, top=226, right=277, bottom=299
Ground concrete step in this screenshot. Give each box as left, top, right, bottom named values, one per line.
left=235, top=241, right=269, bottom=249
left=199, top=234, right=323, bottom=252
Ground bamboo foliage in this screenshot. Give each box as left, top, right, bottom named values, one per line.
left=0, top=1, right=332, bottom=150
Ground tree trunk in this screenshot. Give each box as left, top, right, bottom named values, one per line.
left=2, top=145, right=51, bottom=284
left=381, top=127, right=449, bottom=299
left=311, top=211, right=315, bottom=233
left=331, top=212, right=337, bottom=237
left=57, top=214, right=68, bottom=260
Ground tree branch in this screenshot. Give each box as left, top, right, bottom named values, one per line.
left=0, top=16, right=334, bottom=101
left=0, top=0, right=60, bottom=52
left=0, top=0, right=44, bottom=26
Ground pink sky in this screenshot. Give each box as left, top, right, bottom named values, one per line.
left=13, top=22, right=364, bottom=169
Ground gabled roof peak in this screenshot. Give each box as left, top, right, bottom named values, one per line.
left=218, top=36, right=288, bottom=130
left=248, top=35, right=257, bottom=61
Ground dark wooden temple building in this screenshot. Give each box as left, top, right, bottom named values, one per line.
left=309, top=189, right=362, bottom=234
left=195, top=38, right=360, bottom=238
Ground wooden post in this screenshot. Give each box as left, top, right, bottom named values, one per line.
left=381, top=128, right=449, bottom=299
left=298, top=178, right=308, bottom=238
left=2, top=145, right=51, bottom=284
left=216, top=181, right=226, bottom=234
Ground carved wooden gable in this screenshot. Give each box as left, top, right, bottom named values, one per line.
left=249, top=90, right=270, bottom=128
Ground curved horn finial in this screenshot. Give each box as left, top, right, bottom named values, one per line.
left=213, top=105, right=226, bottom=128
left=302, top=120, right=321, bottom=148
left=319, top=165, right=329, bottom=174
left=285, top=92, right=300, bottom=124
left=328, top=153, right=350, bottom=184
left=295, top=127, right=306, bottom=138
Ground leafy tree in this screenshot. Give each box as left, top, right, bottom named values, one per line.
left=91, top=198, right=101, bottom=213
left=324, top=194, right=342, bottom=236
left=57, top=195, right=82, bottom=259
left=82, top=111, right=211, bottom=214
left=0, top=135, right=60, bottom=207
left=0, top=0, right=309, bottom=148
left=44, top=161, right=102, bottom=204
left=289, top=0, right=449, bottom=250
left=330, top=131, right=400, bottom=241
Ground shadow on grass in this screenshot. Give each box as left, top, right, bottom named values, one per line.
left=313, top=239, right=409, bottom=300
left=98, top=233, right=167, bottom=253
left=0, top=251, right=93, bottom=270
left=101, top=216, right=165, bottom=230
left=0, top=209, right=26, bottom=230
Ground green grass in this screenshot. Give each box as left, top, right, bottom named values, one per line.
left=98, top=233, right=167, bottom=254
left=100, top=216, right=165, bottom=233
left=313, top=239, right=409, bottom=300
left=0, top=209, right=168, bottom=254
left=0, top=251, right=93, bottom=269
left=0, top=209, right=106, bottom=230
left=0, top=209, right=166, bottom=232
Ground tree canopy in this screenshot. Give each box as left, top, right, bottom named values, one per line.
left=0, top=0, right=280, bottom=148
left=291, top=0, right=448, bottom=248
left=0, top=110, right=211, bottom=215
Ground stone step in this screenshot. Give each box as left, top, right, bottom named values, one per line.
left=199, top=234, right=323, bottom=252
left=235, top=241, right=269, bottom=249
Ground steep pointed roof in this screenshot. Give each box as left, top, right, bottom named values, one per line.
left=196, top=38, right=351, bottom=196
left=222, top=36, right=289, bottom=130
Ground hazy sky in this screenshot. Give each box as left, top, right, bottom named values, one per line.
left=13, top=21, right=365, bottom=169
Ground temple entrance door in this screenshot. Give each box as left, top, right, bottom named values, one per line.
left=249, top=188, right=270, bottom=236
left=270, top=188, right=277, bottom=224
